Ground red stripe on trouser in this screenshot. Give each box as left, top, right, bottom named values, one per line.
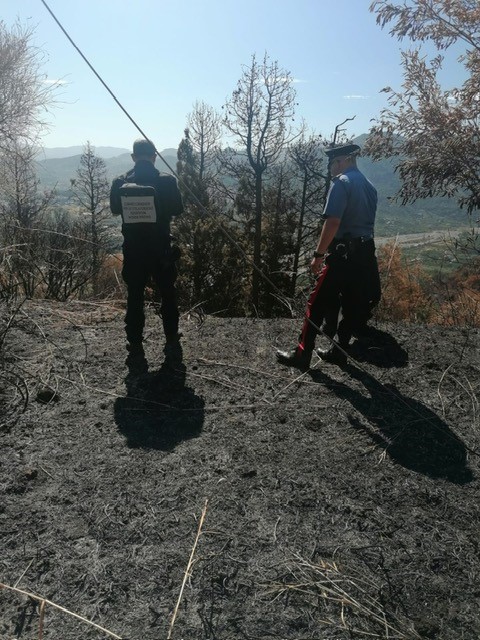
left=298, top=262, right=330, bottom=352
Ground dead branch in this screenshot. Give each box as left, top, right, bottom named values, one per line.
left=0, top=583, right=123, bottom=639
left=167, top=498, right=209, bottom=639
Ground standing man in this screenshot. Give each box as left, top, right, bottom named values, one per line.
left=276, top=143, right=380, bottom=369
left=110, top=138, right=184, bottom=358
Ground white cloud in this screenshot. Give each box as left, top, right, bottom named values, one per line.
left=343, top=94, right=370, bottom=100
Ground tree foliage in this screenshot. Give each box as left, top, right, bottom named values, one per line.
left=288, top=132, right=326, bottom=294
left=260, top=164, right=298, bottom=315
left=376, top=242, right=433, bottom=322
left=176, top=128, right=209, bottom=208
left=71, top=142, right=110, bottom=216
left=42, top=209, right=96, bottom=301
left=175, top=128, right=248, bottom=314
left=0, top=20, right=61, bottom=300
left=376, top=241, right=480, bottom=327
left=187, top=100, right=222, bottom=192
left=0, top=141, right=55, bottom=299
left=70, top=142, right=112, bottom=296
left=0, top=21, right=56, bottom=149
left=366, top=1, right=480, bottom=213
left=223, top=53, right=299, bottom=308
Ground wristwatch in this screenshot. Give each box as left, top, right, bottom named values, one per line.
left=313, top=251, right=325, bottom=258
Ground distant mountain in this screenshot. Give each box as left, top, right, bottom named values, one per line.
left=35, top=148, right=179, bottom=194
left=38, top=146, right=130, bottom=160
left=35, top=140, right=467, bottom=236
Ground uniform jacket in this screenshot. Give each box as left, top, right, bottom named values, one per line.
left=110, top=160, right=183, bottom=242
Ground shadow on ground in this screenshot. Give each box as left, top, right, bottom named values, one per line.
left=349, top=327, right=409, bottom=368
left=114, top=345, right=204, bottom=450
left=310, top=364, right=473, bottom=485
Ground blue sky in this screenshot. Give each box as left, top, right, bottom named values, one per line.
left=4, top=0, right=465, bottom=151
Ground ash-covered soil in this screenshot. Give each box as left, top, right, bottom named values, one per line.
left=1, top=300, right=479, bottom=640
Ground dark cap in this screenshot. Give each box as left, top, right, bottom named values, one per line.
left=132, top=138, right=156, bottom=157
left=324, top=143, right=360, bottom=160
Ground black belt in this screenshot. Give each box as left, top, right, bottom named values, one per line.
left=329, top=236, right=374, bottom=256
left=342, top=235, right=373, bottom=243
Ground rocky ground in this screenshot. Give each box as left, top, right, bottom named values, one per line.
left=1, top=299, right=479, bottom=640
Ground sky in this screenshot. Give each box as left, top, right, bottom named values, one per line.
left=3, top=0, right=466, bottom=152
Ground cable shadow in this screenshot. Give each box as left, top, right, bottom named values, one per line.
left=309, top=365, right=473, bottom=485
left=114, top=346, right=204, bottom=450
left=348, top=327, right=409, bottom=368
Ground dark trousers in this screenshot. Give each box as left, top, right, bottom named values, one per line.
left=298, top=240, right=379, bottom=353
left=122, top=241, right=179, bottom=344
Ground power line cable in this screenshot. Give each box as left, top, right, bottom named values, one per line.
left=40, top=0, right=156, bottom=162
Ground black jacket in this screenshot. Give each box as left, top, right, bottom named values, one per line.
left=110, top=160, right=183, bottom=240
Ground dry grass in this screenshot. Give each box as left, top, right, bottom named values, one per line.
left=263, top=553, right=421, bottom=639
left=1, top=499, right=209, bottom=640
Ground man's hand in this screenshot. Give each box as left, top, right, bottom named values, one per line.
left=310, top=255, right=325, bottom=276
left=309, top=217, right=339, bottom=277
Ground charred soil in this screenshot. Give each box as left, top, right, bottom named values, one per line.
left=1, top=300, right=479, bottom=640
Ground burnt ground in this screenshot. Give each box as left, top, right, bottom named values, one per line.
left=1, top=299, right=479, bottom=640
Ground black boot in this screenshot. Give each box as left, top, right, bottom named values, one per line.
left=317, top=344, right=348, bottom=366
left=276, top=348, right=312, bottom=370
left=126, top=341, right=147, bottom=373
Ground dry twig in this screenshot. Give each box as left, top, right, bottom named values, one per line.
left=167, top=498, right=209, bottom=639
left=0, top=583, right=122, bottom=639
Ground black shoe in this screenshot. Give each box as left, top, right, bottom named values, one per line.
left=317, top=345, right=348, bottom=366
left=164, top=331, right=183, bottom=363
left=276, top=348, right=312, bottom=370
left=126, top=342, right=147, bottom=373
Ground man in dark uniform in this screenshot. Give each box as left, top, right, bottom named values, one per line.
left=276, top=142, right=380, bottom=369
left=110, top=138, right=184, bottom=357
